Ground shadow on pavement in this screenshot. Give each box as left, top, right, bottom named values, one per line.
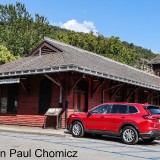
left=137, top=139, right=160, bottom=146
left=65, top=132, right=160, bottom=146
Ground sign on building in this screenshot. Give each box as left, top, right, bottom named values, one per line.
left=0, top=78, right=20, bottom=84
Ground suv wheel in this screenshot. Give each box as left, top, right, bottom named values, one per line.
left=142, top=138, right=155, bottom=143
left=121, top=126, right=139, bottom=145
left=71, top=121, right=84, bottom=137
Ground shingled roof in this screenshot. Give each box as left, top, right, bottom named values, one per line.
left=0, top=37, right=160, bottom=91
left=149, top=54, right=160, bottom=64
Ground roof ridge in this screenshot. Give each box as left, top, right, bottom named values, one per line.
left=44, top=37, right=159, bottom=79
left=150, top=54, right=160, bottom=62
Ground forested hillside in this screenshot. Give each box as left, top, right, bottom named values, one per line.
left=0, top=2, right=157, bottom=69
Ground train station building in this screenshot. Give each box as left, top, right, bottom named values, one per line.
left=0, top=37, right=160, bottom=128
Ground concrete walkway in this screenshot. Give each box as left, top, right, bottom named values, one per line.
left=0, top=124, right=71, bottom=137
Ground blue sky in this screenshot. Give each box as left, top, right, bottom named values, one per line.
left=1, top=0, right=160, bottom=53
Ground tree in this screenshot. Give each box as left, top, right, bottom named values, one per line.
left=0, top=2, right=50, bottom=56
left=0, top=45, right=20, bottom=64
left=0, top=2, right=156, bottom=69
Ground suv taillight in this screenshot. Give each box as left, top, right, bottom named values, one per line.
left=142, top=115, right=157, bottom=120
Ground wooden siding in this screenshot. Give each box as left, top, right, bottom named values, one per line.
left=18, top=76, right=39, bottom=114
left=0, top=73, right=159, bottom=128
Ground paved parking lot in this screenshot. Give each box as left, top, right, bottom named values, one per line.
left=0, top=131, right=159, bottom=160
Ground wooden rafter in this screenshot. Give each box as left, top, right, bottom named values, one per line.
left=68, top=75, right=83, bottom=95
left=143, top=91, right=154, bottom=103
left=54, top=74, right=61, bottom=86
left=103, top=83, right=122, bottom=92
left=126, top=87, right=139, bottom=101
left=44, top=74, right=61, bottom=86
left=110, top=84, right=124, bottom=99
left=91, top=79, right=105, bottom=98
left=102, top=83, right=123, bottom=103
left=44, top=74, right=64, bottom=105
left=20, top=80, right=30, bottom=94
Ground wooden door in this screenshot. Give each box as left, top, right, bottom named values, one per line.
left=74, top=92, right=86, bottom=112
left=39, top=79, right=52, bottom=114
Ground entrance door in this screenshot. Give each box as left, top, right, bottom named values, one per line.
left=7, top=84, right=19, bottom=114
left=39, top=79, right=52, bottom=114
left=74, top=92, right=86, bottom=112
left=74, top=80, right=88, bottom=112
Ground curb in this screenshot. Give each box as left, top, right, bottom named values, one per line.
left=0, top=128, right=68, bottom=137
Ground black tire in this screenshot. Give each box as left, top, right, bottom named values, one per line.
left=71, top=121, right=84, bottom=137
left=121, top=126, right=139, bottom=145
left=142, top=138, right=155, bottom=143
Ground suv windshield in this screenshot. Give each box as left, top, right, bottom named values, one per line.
left=146, top=106, right=160, bottom=114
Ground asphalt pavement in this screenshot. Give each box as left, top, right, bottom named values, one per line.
left=0, top=131, right=160, bottom=160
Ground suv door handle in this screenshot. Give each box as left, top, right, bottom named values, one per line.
left=121, top=116, right=125, bottom=118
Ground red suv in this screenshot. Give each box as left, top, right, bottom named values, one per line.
left=67, top=102, right=160, bottom=144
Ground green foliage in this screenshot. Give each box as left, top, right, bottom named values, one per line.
left=0, top=2, right=157, bottom=68
left=123, top=41, right=155, bottom=60
left=0, top=2, right=50, bottom=56
left=0, top=45, right=20, bottom=64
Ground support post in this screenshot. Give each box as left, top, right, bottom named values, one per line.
left=65, top=101, right=68, bottom=128
left=59, top=86, right=63, bottom=104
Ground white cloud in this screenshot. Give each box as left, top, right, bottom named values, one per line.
left=55, top=19, right=98, bottom=36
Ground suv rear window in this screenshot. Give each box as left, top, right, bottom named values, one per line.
left=146, top=106, right=160, bottom=115
left=129, top=106, right=139, bottom=113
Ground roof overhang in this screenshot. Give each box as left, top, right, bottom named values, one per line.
left=0, top=65, right=159, bottom=91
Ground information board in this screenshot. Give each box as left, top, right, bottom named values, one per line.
left=44, top=108, right=62, bottom=129
left=45, top=108, right=62, bottom=116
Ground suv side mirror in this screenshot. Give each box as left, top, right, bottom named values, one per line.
left=87, top=110, right=92, bottom=116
